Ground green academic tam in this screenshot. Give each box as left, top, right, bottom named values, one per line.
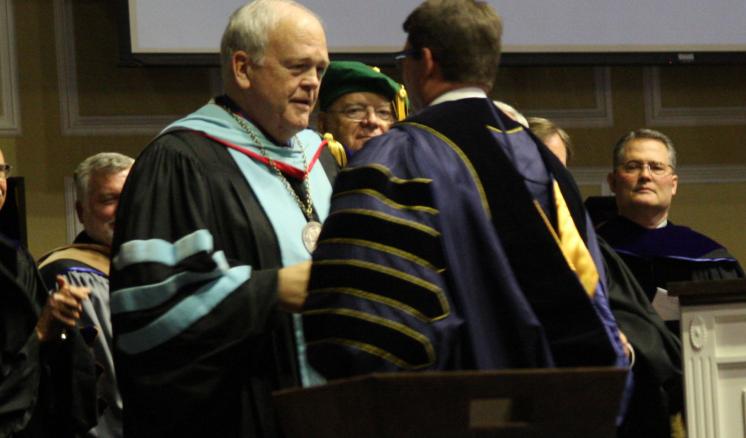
left=319, top=61, right=408, bottom=121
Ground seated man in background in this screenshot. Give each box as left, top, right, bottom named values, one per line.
left=38, top=152, right=133, bottom=438
left=0, top=148, right=96, bottom=437
left=317, top=60, right=407, bottom=166
left=598, top=128, right=744, bottom=302
left=531, top=120, right=684, bottom=438
left=528, top=117, right=574, bottom=166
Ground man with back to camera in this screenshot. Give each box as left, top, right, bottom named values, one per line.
left=302, top=0, right=630, bottom=409
left=317, top=60, right=408, bottom=166
left=37, top=152, right=133, bottom=438
left=108, top=0, right=335, bottom=436
left=598, top=128, right=744, bottom=302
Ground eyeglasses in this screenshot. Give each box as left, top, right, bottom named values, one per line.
left=393, top=48, right=420, bottom=63
left=328, top=105, right=395, bottom=122
left=0, top=164, right=11, bottom=179
left=617, top=160, right=674, bottom=176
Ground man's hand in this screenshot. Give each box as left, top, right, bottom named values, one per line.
left=618, top=330, right=631, bottom=357
left=277, top=261, right=311, bottom=313
left=35, top=276, right=91, bottom=342
left=618, top=330, right=635, bottom=368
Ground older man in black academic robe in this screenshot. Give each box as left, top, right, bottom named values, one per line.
left=108, top=2, right=336, bottom=437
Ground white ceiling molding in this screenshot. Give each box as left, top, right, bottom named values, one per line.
left=524, top=67, right=614, bottom=129
left=0, top=0, right=21, bottom=135
left=54, top=0, right=184, bottom=136
left=644, top=67, right=746, bottom=126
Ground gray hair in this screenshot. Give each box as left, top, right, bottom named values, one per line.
left=74, top=152, right=134, bottom=202
left=220, top=0, right=320, bottom=83
left=612, top=128, right=677, bottom=169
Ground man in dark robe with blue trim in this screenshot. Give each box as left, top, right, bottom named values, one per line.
left=303, top=0, right=631, bottom=416
left=108, top=1, right=335, bottom=436
left=599, top=128, right=744, bottom=304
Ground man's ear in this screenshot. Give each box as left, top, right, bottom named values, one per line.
left=606, top=172, right=617, bottom=193
left=232, top=51, right=253, bottom=90
left=421, top=47, right=437, bottom=79
left=671, top=174, right=678, bottom=197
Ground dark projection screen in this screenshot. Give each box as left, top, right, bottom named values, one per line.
left=121, top=0, right=746, bottom=65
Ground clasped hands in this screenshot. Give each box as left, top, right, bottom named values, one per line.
left=35, top=275, right=91, bottom=342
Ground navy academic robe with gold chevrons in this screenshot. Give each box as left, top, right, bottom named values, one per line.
left=303, top=98, right=627, bottom=380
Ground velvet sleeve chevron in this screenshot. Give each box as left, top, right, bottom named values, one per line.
left=303, top=155, right=460, bottom=379
left=111, top=230, right=251, bottom=354
left=109, top=134, right=279, bottom=364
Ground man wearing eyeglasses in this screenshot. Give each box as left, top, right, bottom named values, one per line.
left=108, top=1, right=335, bottom=436
left=303, top=0, right=630, bottom=409
left=599, top=128, right=744, bottom=302
left=317, top=61, right=407, bottom=165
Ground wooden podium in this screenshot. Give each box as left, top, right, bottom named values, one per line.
left=668, top=278, right=746, bottom=438
left=273, top=367, right=626, bottom=437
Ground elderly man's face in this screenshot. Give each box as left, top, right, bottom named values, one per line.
left=77, top=168, right=130, bottom=247
left=321, top=92, right=394, bottom=153
left=243, top=12, right=329, bottom=144
left=608, top=138, right=678, bottom=221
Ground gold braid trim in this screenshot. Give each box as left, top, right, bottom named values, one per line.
left=329, top=208, right=440, bottom=236
left=401, top=122, right=491, bottom=219
left=333, top=188, right=439, bottom=215
left=310, top=286, right=449, bottom=322
left=318, top=237, right=442, bottom=271
left=341, top=163, right=432, bottom=184
left=304, top=307, right=436, bottom=369
left=314, top=258, right=443, bottom=293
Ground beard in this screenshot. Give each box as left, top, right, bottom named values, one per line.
left=86, top=221, right=114, bottom=247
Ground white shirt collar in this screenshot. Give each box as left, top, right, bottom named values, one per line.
left=429, top=87, right=487, bottom=106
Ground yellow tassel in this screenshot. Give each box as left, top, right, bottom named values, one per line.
left=670, top=413, right=686, bottom=438
left=395, top=85, right=408, bottom=121
left=323, top=132, right=347, bottom=167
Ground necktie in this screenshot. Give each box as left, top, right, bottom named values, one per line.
left=544, top=180, right=599, bottom=297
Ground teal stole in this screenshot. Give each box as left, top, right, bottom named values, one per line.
left=163, top=100, right=331, bottom=386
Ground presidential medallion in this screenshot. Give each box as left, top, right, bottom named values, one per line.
left=302, top=221, right=322, bottom=253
